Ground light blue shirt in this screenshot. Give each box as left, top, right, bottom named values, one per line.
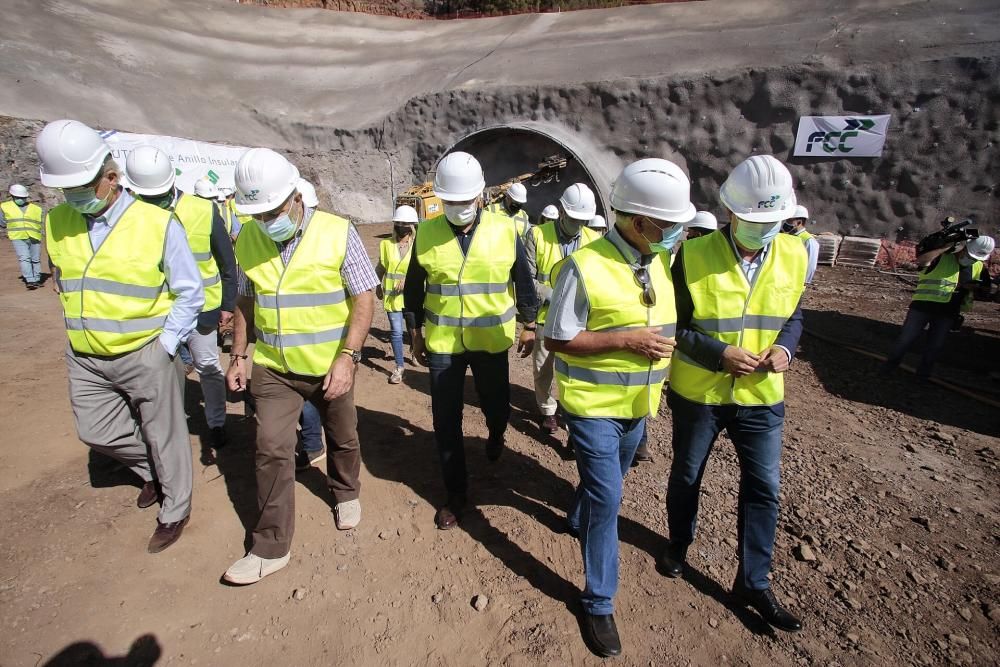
left=793, top=230, right=820, bottom=284
left=87, top=189, right=204, bottom=355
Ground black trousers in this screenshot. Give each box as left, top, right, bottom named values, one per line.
left=427, top=350, right=510, bottom=498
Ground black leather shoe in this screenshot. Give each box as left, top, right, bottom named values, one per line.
left=486, top=434, right=504, bottom=462
left=657, top=541, right=688, bottom=578
left=136, top=481, right=160, bottom=509
left=434, top=495, right=466, bottom=530
left=732, top=580, right=803, bottom=632
left=581, top=612, right=622, bottom=657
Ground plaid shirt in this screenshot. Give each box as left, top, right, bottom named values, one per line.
left=237, top=210, right=378, bottom=298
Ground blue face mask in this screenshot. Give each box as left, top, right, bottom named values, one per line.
left=733, top=218, right=782, bottom=251
left=260, top=212, right=297, bottom=242
left=641, top=220, right=685, bottom=254
left=63, top=185, right=111, bottom=215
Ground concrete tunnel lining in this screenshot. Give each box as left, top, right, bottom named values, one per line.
left=440, top=122, right=620, bottom=221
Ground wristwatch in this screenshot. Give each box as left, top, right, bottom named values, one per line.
left=341, top=348, right=362, bottom=364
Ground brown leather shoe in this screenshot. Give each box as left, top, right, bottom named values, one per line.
left=147, top=516, right=189, bottom=553
left=541, top=415, right=559, bottom=434
left=136, top=481, right=159, bottom=509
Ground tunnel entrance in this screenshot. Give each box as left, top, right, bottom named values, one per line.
left=443, top=123, right=617, bottom=222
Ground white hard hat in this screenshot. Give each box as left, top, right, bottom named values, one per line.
left=297, top=178, right=319, bottom=208
left=610, top=158, right=696, bottom=223
left=234, top=148, right=300, bottom=215
left=124, top=145, right=175, bottom=196
left=589, top=214, right=607, bottom=229
left=194, top=179, right=219, bottom=199
left=432, top=152, right=485, bottom=202
left=787, top=204, right=809, bottom=221
left=36, top=119, right=112, bottom=188
left=9, top=184, right=28, bottom=198
left=392, top=205, right=419, bottom=224
left=507, top=182, right=527, bottom=204
left=689, top=211, right=718, bottom=230
left=966, top=235, right=996, bottom=261
left=559, top=183, right=598, bottom=221
left=541, top=204, right=559, bottom=220
left=720, top=155, right=796, bottom=223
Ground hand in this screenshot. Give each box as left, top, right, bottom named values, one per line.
left=411, top=330, right=428, bottom=367
left=219, top=310, right=234, bottom=327
left=756, top=346, right=790, bottom=373
left=517, top=328, right=536, bottom=358
left=375, top=285, right=384, bottom=301
left=323, top=354, right=356, bottom=400
left=226, top=358, right=248, bottom=392
left=622, top=327, right=676, bottom=361
left=721, top=345, right=761, bottom=377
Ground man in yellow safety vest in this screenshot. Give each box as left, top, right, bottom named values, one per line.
left=403, top=151, right=539, bottom=531
left=38, top=120, right=203, bottom=554
left=486, top=181, right=530, bottom=238
left=224, top=148, right=376, bottom=585
left=1, top=183, right=45, bottom=288
left=545, top=158, right=694, bottom=657
left=661, top=155, right=806, bottom=634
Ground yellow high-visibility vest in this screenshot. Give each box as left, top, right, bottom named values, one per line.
left=554, top=237, right=676, bottom=419
left=226, top=199, right=253, bottom=238
left=46, top=200, right=175, bottom=356
left=2, top=200, right=43, bottom=241
left=670, top=231, right=806, bottom=406
left=174, top=194, right=222, bottom=311
left=235, top=211, right=353, bottom=377
left=486, top=202, right=530, bottom=238
left=379, top=238, right=412, bottom=313
left=415, top=212, right=517, bottom=354
left=912, top=253, right=962, bottom=304
left=531, top=221, right=600, bottom=324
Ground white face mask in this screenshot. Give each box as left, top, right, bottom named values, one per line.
left=444, top=202, right=477, bottom=226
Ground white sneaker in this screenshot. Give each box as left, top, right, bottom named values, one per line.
left=389, top=368, right=403, bottom=384
left=223, top=552, right=290, bottom=585
left=334, top=499, right=361, bottom=530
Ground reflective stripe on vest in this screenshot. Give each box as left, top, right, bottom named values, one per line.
left=415, top=212, right=517, bottom=354
left=174, top=194, right=222, bottom=311
left=486, top=202, right=530, bottom=238
left=912, top=253, right=960, bottom=304
left=554, top=237, right=677, bottom=419
left=532, top=222, right=600, bottom=324
left=379, top=238, right=412, bottom=312
left=669, top=231, right=806, bottom=406
left=235, top=211, right=352, bottom=376
left=46, top=200, right=175, bottom=356
left=2, top=200, right=44, bottom=240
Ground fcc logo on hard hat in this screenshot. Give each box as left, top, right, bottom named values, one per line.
left=757, top=195, right=781, bottom=209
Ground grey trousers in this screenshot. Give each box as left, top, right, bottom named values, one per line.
left=66, top=339, right=193, bottom=523
left=532, top=334, right=558, bottom=416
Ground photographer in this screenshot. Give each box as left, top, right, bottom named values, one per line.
left=883, top=221, right=994, bottom=379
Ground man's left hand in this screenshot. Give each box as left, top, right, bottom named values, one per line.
left=219, top=310, right=234, bottom=327
left=323, top=353, right=356, bottom=400
left=757, top=346, right=790, bottom=373
left=517, top=328, right=536, bottom=358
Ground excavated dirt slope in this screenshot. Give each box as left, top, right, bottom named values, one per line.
left=2, top=0, right=1000, bottom=236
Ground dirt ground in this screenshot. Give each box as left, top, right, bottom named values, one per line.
left=1, top=225, right=998, bottom=666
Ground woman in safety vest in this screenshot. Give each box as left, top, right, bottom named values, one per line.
left=377, top=205, right=417, bottom=384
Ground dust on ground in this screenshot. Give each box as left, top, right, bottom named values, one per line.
left=0, top=228, right=997, bottom=666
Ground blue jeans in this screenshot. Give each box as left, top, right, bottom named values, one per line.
left=885, top=305, right=954, bottom=377
left=178, top=343, right=193, bottom=366
left=299, top=400, right=323, bottom=453
left=11, top=238, right=41, bottom=283
left=666, top=391, right=784, bottom=591
left=387, top=310, right=405, bottom=369
left=565, top=413, right=646, bottom=615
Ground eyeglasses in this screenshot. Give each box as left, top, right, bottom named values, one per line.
left=633, top=265, right=656, bottom=307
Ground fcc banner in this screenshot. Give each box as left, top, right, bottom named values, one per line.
left=793, top=115, right=891, bottom=158
left=100, top=130, right=249, bottom=192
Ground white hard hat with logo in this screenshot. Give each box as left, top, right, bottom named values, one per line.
left=720, top=155, right=796, bottom=223
left=507, top=182, right=527, bottom=204
left=432, top=152, right=485, bottom=202
left=125, top=145, right=175, bottom=196
left=194, top=179, right=219, bottom=199
left=966, top=235, right=996, bottom=261
left=541, top=204, right=559, bottom=220
left=9, top=184, right=29, bottom=198
left=689, top=211, right=718, bottom=230
left=234, top=148, right=300, bottom=215
left=36, top=119, right=112, bottom=188
left=559, top=183, right=598, bottom=221
left=297, top=178, right=319, bottom=208
left=393, top=205, right=419, bottom=224
left=610, top=158, right=696, bottom=223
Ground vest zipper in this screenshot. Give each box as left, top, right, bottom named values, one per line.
left=730, top=239, right=770, bottom=406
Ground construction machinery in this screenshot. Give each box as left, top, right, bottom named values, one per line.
left=394, top=154, right=568, bottom=220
